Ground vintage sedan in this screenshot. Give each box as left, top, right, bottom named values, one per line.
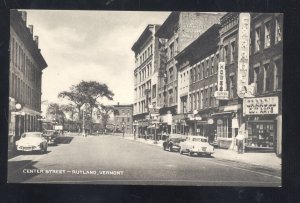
left=179, top=136, right=214, bottom=156
left=15, top=132, right=48, bottom=154
left=163, top=134, right=186, bottom=152
left=42, top=130, right=59, bottom=145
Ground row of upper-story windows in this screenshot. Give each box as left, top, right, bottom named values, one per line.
left=137, top=80, right=151, bottom=99
left=10, top=72, right=41, bottom=110
left=10, top=36, right=41, bottom=87
left=136, top=44, right=153, bottom=66
left=190, top=53, right=219, bottom=83
left=188, top=84, right=218, bottom=111
left=135, top=63, right=152, bottom=86
left=167, top=38, right=179, bottom=60
left=253, top=16, right=282, bottom=53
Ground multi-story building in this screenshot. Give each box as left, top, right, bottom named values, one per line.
left=214, top=12, right=282, bottom=155
left=9, top=10, right=48, bottom=145
left=113, top=104, right=133, bottom=134
left=246, top=13, right=283, bottom=155
left=175, top=24, right=220, bottom=141
left=155, top=12, right=224, bottom=134
left=131, top=24, right=161, bottom=136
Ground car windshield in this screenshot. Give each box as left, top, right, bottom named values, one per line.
left=192, top=138, right=207, bottom=142
left=21, top=133, right=42, bottom=138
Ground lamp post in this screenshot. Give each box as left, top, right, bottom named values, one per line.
left=122, top=122, right=125, bottom=138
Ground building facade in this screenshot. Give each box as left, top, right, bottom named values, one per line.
left=175, top=24, right=221, bottom=142
left=9, top=10, right=48, bottom=145
left=155, top=12, right=224, bottom=134
left=113, top=104, right=133, bottom=134
left=131, top=24, right=161, bottom=135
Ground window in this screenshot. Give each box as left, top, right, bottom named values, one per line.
left=197, top=92, right=200, bottom=110
left=211, top=58, right=214, bottom=75
left=193, top=67, right=197, bottom=81
left=205, top=89, right=208, bottom=107
left=201, top=63, right=204, bottom=79
left=224, top=45, right=228, bottom=64
left=275, top=17, right=282, bottom=44
left=152, top=84, right=156, bottom=98
left=190, top=69, right=194, bottom=83
left=194, top=93, right=197, bottom=110
left=264, top=21, right=271, bottom=48
left=197, top=65, right=201, bottom=80
left=200, top=90, right=203, bottom=109
left=255, top=27, right=261, bottom=52
left=169, top=42, right=174, bottom=58
left=169, top=67, right=174, bottom=81
left=210, top=87, right=214, bottom=106
left=230, top=41, right=235, bottom=63
left=274, top=59, right=282, bottom=90
left=229, top=76, right=234, bottom=99
left=206, top=60, right=209, bottom=77
left=264, top=63, right=272, bottom=92
left=127, top=117, right=130, bottom=122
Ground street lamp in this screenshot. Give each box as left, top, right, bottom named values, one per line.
left=121, top=122, right=125, bottom=138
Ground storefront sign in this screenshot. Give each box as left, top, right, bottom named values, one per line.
left=215, top=62, right=229, bottom=100
left=243, top=96, right=279, bottom=115
left=237, top=13, right=251, bottom=98
left=207, top=119, right=214, bottom=124
left=214, top=91, right=229, bottom=100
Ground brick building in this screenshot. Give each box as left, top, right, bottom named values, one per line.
left=175, top=24, right=221, bottom=141
left=155, top=12, right=224, bottom=134
left=131, top=24, right=161, bottom=135
left=9, top=10, right=47, bottom=145
left=113, top=104, right=133, bottom=134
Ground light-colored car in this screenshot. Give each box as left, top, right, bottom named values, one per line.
left=179, top=136, right=214, bottom=157
left=16, top=132, right=48, bottom=154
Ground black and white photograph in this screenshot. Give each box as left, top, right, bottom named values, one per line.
left=7, top=10, right=282, bottom=186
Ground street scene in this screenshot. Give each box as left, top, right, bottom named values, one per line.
left=8, top=10, right=282, bottom=186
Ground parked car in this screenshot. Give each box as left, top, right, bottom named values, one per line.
left=179, top=136, right=214, bottom=157
left=15, top=132, right=48, bottom=154
left=163, top=134, right=186, bottom=152
left=42, top=130, right=59, bottom=145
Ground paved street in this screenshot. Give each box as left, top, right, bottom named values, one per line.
left=8, top=134, right=281, bottom=186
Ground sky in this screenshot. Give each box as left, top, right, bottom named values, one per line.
left=23, top=10, right=170, bottom=107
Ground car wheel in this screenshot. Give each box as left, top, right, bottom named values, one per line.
left=163, top=145, right=167, bottom=151
left=189, top=151, right=193, bottom=157
left=179, top=148, right=183, bottom=155
left=169, top=145, right=173, bottom=152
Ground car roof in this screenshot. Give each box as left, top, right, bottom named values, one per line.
left=22, top=132, right=42, bottom=135
left=188, top=136, right=207, bottom=139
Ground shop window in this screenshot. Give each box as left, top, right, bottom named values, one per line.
left=275, top=17, right=282, bottom=44
left=247, top=122, right=275, bottom=148
left=255, top=27, right=261, bottom=52
left=264, top=21, right=271, bottom=48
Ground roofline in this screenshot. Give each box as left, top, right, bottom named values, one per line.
left=155, top=11, right=180, bottom=39
left=131, top=24, right=160, bottom=52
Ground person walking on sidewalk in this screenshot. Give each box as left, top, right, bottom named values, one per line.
left=236, top=133, right=245, bottom=154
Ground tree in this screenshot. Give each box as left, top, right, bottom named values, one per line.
left=46, top=103, right=66, bottom=126
left=96, top=104, right=115, bottom=133
left=58, top=81, right=114, bottom=133
left=61, top=103, right=78, bottom=122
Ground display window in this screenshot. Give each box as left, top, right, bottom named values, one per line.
left=247, top=121, right=275, bottom=148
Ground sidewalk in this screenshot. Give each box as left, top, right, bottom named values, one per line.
left=123, top=134, right=281, bottom=170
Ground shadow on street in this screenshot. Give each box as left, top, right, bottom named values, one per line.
left=56, top=136, right=74, bottom=144
left=7, top=160, right=39, bottom=183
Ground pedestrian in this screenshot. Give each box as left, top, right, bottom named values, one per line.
left=236, top=133, right=244, bottom=154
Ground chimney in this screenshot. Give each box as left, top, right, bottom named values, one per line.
left=34, top=36, right=39, bottom=47
left=20, top=11, right=27, bottom=25
left=28, top=25, right=33, bottom=35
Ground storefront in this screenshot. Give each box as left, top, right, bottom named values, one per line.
left=243, top=96, right=280, bottom=154
left=212, top=104, right=241, bottom=149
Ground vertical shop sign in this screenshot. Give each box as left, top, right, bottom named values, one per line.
left=237, top=13, right=251, bottom=98
left=214, top=62, right=229, bottom=100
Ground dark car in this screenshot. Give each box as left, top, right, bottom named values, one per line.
left=163, top=134, right=186, bottom=152
left=42, top=130, right=59, bottom=145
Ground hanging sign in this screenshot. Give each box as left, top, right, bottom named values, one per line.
left=215, top=62, right=229, bottom=100
left=237, top=13, right=251, bottom=98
